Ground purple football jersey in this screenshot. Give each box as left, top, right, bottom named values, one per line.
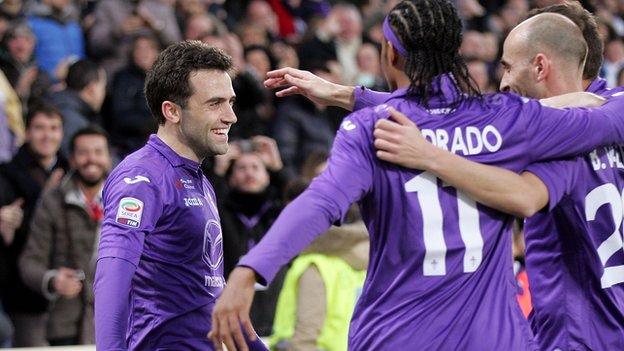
left=239, top=77, right=624, bottom=350
left=98, top=135, right=225, bottom=350
left=524, top=81, right=624, bottom=351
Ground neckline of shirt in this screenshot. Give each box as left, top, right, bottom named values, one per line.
left=147, top=134, right=202, bottom=172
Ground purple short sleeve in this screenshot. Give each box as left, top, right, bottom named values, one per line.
left=98, top=168, right=164, bottom=266
left=353, top=86, right=391, bottom=111
left=526, top=159, right=580, bottom=211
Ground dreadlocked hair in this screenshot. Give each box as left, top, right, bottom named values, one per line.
left=387, top=0, right=481, bottom=107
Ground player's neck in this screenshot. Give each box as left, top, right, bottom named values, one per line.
left=547, top=75, right=584, bottom=97
left=156, top=127, right=201, bottom=163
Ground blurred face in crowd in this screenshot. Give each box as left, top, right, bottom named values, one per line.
left=7, top=32, right=35, bottom=63
left=245, top=48, right=271, bottom=78
left=71, top=134, right=112, bottom=187
left=26, top=112, right=63, bottom=160
left=178, top=69, right=237, bottom=157
left=460, top=31, right=483, bottom=59
left=605, top=39, right=624, bottom=63
left=467, top=60, right=490, bottom=93
left=357, top=43, right=380, bottom=74
left=185, top=14, right=214, bottom=41
left=201, top=35, right=228, bottom=52
left=246, top=0, right=278, bottom=35
left=335, top=6, right=362, bottom=42
left=44, top=0, right=70, bottom=11
left=133, top=37, right=159, bottom=72
left=228, top=153, right=270, bottom=194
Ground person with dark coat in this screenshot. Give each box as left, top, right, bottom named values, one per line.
left=19, top=126, right=111, bottom=345
left=209, top=136, right=287, bottom=337
left=0, top=104, right=69, bottom=346
left=48, top=60, right=106, bottom=157
left=109, top=35, right=160, bottom=158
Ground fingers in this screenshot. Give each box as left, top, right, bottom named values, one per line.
left=219, top=313, right=237, bottom=351
left=264, top=77, right=288, bottom=89
left=373, top=138, right=399, bottom=153
left=275, top=86, right=301, bottom=97
left=209, top=313, right=222, bottom=351
left=228, top=314, right=248, bottom=351
left=12, top=198, right=24, bottom=207
left=240, top=313, right=256, bottom=342
left=373, top=128, right=401, bottom=144
left=387, top=107, right=416, bottom=126
left=376, top=150, right=399, bottom=163
left=375, top=118, right=403, bottom=133
left=283, top=74, right=309, bottom=90
left=266, top=67, right=306, bottom=79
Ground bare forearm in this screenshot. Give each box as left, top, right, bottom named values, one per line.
left=331, top=84, right=356, bottom=111
left=426, top=148, right=546, bottom=217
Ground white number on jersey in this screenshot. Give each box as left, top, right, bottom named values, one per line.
left=584, top=183, right=624, bottom=288
left=405, top=172, right=484, bottom=276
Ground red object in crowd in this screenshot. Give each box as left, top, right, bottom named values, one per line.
left=268, top=0, right=295, bottom=38
left=516, top=268, right=532, bottom=318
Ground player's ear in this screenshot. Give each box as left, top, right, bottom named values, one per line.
left=533, top=53, right=550, bottom=82
left=162, top=101, right=181, bottom=124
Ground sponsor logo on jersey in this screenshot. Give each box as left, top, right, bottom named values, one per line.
left=123, top=175, right=150, bottom=185
left=115, top=197, right=144, bottom=228
left=341, top=120, right=357, bottom=131
left=203, top=219, right=223, bottom=271
left=184, top=197, right=204, bottom=207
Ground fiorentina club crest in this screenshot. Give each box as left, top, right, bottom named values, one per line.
left=202, top=219, right=224, bottom=271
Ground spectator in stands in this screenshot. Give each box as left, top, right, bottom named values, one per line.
left=88, top=0, right=181, bottom=77
left=19, top=126, right=111, bottom=346
left=27, top=0, right=84, bottom=80
left=603, top=37, right=624, bottom=86
left=0, top=70, right=23, bottom=163
left=109, top=35, right=160, bottom=158
left=214, top=136, right=287, bottom=336
left=270, top=155, right=368, bottom=351
left=0, top=0, right=26, bottom=22
left=467, top=58, right=495, bottom=93
left=49, top=59, right=106, bottom=157
left=0, top=103, right=68, bottom=347
left=245, top=0, right=280, bottom=42
left=0, top=176, right=15, bottom=349
left=272, top=61, right=337, bottom=179
left=0, top=22, right=52, bottom=108
left=183, top=12, right=227, bottom=41
left=354, top=42, right=386, bottom=91
left=245, top=45, right=275, bottom=81
left=296, top=4, right=362, bottom=84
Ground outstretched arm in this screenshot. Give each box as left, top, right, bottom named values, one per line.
left=264, top=67, right=391, bottom=111
left=374, top=108, right=549, bottom=217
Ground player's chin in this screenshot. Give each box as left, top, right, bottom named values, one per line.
left=212, top=143, right=229, bottom=155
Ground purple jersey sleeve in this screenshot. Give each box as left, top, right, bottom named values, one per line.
left=523, top=95, right=624, bottom=162
left=94, top=257, right=136, bottom=351
left=353, top=86, right=390, bottom=111
left=238, top=112, right=375, bottom=284
left=99, top=167, right=163, bottom=266
left=526, top=159, right=580, bottom=211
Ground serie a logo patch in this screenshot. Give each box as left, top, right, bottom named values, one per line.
left=116, top=197, right=144, bottom=228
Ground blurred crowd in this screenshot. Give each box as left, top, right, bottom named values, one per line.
left=0, top=0, right=622, bottom=349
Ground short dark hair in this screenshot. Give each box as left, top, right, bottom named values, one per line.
left=25, top=103, right=63, bottom=128
left=527, top=1, right=602, bottom=80
left=66, top=59, right=102, bottom=91
left=70, top=125, right=109, bottom=155
left=144, top=40, right=233, bottom=125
